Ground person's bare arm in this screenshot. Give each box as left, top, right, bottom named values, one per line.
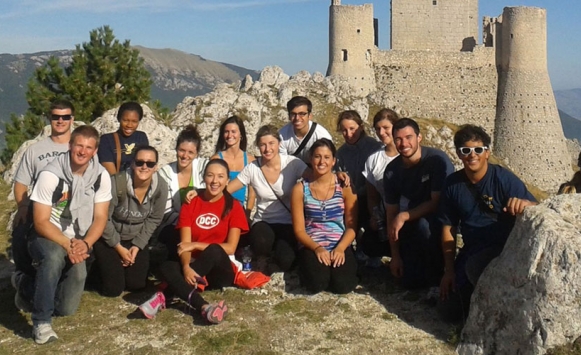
left=330, top=185, right=358, bottom=267
left=389, top=191, right=441, bottom=241
left=33, top=202, right=71, bottom=251
left=440, top=225, right=456, bottom=300
left=13, top=182, right=30, bottom=227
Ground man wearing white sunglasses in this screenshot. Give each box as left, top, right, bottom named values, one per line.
left=437, top=124, right=537, bottom=320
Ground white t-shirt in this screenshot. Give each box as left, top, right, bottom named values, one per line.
left=279, top=121, right=333, bottom=163
left=362, top=148, right=398, bottom=200
left=30, top=170, right=112, bottom=238
left=236, top=155, right=307, bottom=224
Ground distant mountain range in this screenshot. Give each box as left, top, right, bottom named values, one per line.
left=0, top=46, right=259, bottom=137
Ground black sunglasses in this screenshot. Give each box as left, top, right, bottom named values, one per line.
left=134, top=160, right=157, bottom=168
left=458, top=146, right=489, bottom=156
left=51, top=114, right=73, bottom=121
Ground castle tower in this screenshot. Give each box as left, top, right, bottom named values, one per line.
left=326, top=0, right=376, bottom=94
left=391, top=0, right=478, bottom=51
left=494, top=7, right=570, bottom=192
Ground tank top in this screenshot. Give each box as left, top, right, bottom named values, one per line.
left=219, top=151, right=248, bottom=206
left=303, top=178, right=345, bottom=251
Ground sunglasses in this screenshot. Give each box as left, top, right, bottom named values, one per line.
left=134, top=160, right=157, bottom=168
left=458, top=146, right=489, bottom=156
left=51, top=114, right=73, bottom=121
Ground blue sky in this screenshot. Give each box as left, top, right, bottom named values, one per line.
left=0, top=0, right=579, bottom=90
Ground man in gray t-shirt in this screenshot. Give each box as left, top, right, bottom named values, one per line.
left=11, top=100, right=74, bottom=274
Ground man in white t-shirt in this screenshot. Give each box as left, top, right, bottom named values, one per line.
left=278, top=96, right=333, bottom=164
left=11, top=100, right=75, bottom=275
left=13, top=125, right=111, bottom=344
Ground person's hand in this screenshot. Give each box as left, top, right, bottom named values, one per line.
left=440, top=269, right=455, bottom=301
left=336, top=172, right=351, bottom=187
left=184, top=190, right=198, bottom=204
left=12, top=206, right=28, bottom=229
left=115, top=245, right=134, bottom=267
left=503, top=197, right=535, bottom=216
left=389, top=255, right=404, bottom=278
left=129, top=246, right=140, bottom=263
left=330, top=248, right=345, bottom=267
left=70, top=238, right=89, bottom=256
left=388, top=212, right=407, bottom=242
left=315, top=246, right=331, bottom=266
left=177, top=242, right=198, bottom=256
left=183, top=266, right=201, bottom=287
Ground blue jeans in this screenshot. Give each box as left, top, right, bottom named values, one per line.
left=25, top=232, right=87, bottom=325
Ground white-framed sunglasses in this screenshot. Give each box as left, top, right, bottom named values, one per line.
left=458, top=146, right=489, bottom=156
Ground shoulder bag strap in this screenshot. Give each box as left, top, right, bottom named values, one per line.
left=292, top=122, right=318, bottom=157
left=258, top=159, right=291, bottom=213
left=113, top=132, right=122, bottom=173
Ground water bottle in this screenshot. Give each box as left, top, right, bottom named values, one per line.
left=242, top=246, right=252, bottom=272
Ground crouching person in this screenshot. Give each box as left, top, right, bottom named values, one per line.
left=438, top=125, right=537, bottom=320
left=139, top=159, right=249, bottom=324
left=93, top=146, right=167, bottom=297
left=12, top=126, right=111, bottom=344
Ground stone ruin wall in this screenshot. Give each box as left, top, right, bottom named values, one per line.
left=391, top=0, right=478, bottom=52
left=372, top=46, right=498, bottom=135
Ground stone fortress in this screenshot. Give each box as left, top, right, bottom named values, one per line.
left=326, top=0, right=570, bottom=192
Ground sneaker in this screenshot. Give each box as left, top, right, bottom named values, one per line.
left=33, top=323, right=58, bottom=345
left=11, top=271, right=32, bottom=313
left=201, top=300, right=228, bottom=324
left=139, top=292, right=166, bottom=319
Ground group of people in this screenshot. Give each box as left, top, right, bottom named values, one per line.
left=9, top=95, right=539, bottom=345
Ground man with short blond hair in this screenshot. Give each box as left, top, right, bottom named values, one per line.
left=12, top=125, right=111, bottom=344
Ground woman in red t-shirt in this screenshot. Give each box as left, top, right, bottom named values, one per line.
left=139, top=159, right=249, bottom=324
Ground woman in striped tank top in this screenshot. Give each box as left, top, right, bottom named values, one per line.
left=291, top=138, right=358, bottom=294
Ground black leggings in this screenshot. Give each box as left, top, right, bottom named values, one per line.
left=159, top=244, right=234, bottom=310
left=298, top=247, right=357, bottom=294
left=93, top=239, right=150, bottom=297
left=249, top=222, right=297, bottom=271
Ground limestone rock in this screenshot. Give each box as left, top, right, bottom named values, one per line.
left=258, top=66, right=289, bottom=87
left=457, top=194, right=581, bottom=355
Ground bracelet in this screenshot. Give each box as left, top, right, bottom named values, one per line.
left=81, top=240, right=93, bottom=253
left=314, top=245, right=323, bottom=251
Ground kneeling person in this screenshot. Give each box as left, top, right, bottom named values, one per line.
left=438, top=124, right=537, bottom=319
left=14, top=126, right=111, bottom=344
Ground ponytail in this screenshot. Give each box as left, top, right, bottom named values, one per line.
left=222, top=189, right=234, bottom=219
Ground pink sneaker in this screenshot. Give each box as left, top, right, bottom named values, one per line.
left=201, top=300, right=228, bottom=324
left=139, top=292, right=166, bottom=319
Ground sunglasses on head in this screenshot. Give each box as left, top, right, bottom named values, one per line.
left=458, top=146, right=489, bottom=156
left=134, top=160, right=157, bottom=168
left=51, top=114, right=73, bottom=121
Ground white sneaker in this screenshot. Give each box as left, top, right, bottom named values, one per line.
left=139, top=292, right=166, bottom=319
left=33, top=323, right=58, bottom=344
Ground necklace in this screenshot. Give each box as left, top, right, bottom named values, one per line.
left=311, top=177, right=335, bottom=220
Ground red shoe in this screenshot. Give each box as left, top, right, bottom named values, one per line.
left=201, top=300, right=228, bottom=324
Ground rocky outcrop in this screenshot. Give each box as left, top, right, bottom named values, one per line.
left=457, top=194, right=581, bottom=355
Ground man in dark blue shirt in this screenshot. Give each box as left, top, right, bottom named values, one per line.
left=438, top=124, right=537, bottom=320
left=384, top=118, right=454, bottom=289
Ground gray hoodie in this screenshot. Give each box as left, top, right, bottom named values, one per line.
left=101, top=170, right=168, bottom=250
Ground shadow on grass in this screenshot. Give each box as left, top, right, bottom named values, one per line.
left=355, top=262, right=462, bottom=345
left=0, top=263, right=33, bottom=340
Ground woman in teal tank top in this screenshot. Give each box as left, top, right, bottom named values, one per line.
left=211, top=116, right=255, bottom=213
